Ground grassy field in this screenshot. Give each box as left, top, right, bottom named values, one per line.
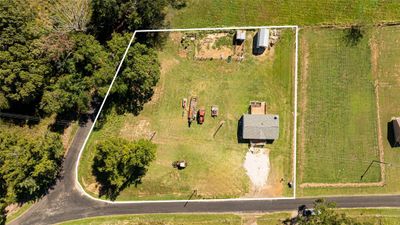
left=298, top=26, right=400, bottom=196
left=168, top=0, right=400, bottom=28
left=79, top=29, right=295, bottom=200
left=298, top=28, right=380, bottom=184
left=58, top=208, right=400, bottom=225
left=59, top=214, right=242, bottom=225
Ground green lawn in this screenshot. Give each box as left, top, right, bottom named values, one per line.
left=298, top=28, right=380, bottom=184
left=57, top=209, right=400, bottom=225
left=78, top=29, right=295, bottom=200
left=338, top=208, right=400, bottom=225
left=298, top=27, right=400, bottom=196
left=168, top=0, right=400, bottom=28
left=59, top=214, right=242, bottom=225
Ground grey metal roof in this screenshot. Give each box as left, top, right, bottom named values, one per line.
left=242, top=114, right=279, bottom=140
left=257, top=28, right=270, bottom=48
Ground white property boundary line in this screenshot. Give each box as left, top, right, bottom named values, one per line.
left=74, top=25, right=299, bottom=204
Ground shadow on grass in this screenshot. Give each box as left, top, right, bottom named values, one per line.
left=252, top=33, right=265, bottom=55
left=387, top=120, right=398, bottom=148
left=237, top=116, right=247, bottom=144
left=343, top=26, right=363, bottom=47
left=92, top=163, right=147, bottom=201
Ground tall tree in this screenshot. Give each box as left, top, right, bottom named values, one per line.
left=0, top=131, right=64, bottom=203
left=93, top=138, right=156, bottom=199
left=40, top=33, right=113, bottom=115
left=107, top=33, right=160, bottom=114
left=89, top=0, right=171, bottom=43
left=0, top=0, right=51, bottom=111
left=52, top=0, right=91, bottom=32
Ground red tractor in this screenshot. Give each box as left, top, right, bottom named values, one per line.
left=197, top=107, right=205, bottom=124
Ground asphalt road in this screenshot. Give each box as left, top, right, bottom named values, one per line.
left=9, top=119, right=400, bottom=225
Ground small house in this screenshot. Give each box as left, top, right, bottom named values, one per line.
left=256, top=28, right=270, bottom=49
left=241, top=114, right=279, bottom=143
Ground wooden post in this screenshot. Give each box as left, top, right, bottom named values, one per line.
left=213, top=120, right=225, bottom=138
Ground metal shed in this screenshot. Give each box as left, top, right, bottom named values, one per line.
left=242, top=114, right=279, bottom=140
left=236, top=30, right=246, bottom=41
left=256, top=28, right=270, bottom=48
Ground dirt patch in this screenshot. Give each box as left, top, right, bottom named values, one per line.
left=86, top=182, right=101, bottom=195
left=119, top=119, right=154, bottom=141
left=5, top=203, right=20, bottom=216
left=298, top=36, right=310, bottom=183
left=370, top=33, right=386, bottom=183
left=240, top=214, right=260, bottom=225
left=61, top=125, right=72, bottom=150
left=255, top=45, right=276, bottom=62
left=243, top=148, right=270, bottom=194
left=169, top=32, right=183, bottom=45
left=196, top=46, right=232, bottom=59
left=300, top=181, right=384, bottom=188
left=150, top=58, right=179, bottom=104
left=195, top=33, right=234, bottom=59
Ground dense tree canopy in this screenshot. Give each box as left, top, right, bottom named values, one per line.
left=93, top=138, right=156, bottom=199
left=0, top=0, right=179, bottom=218
left=1, top=0, right=167, bottom=116
left=0, top=0, right=50, bottom=110
left=40, top=33, right=113, bottom=114
left=107, top=33, right=160, bottom=114
left=0, top=131, right=64, bottom=203
left=89, top=0, right=171, bottom=42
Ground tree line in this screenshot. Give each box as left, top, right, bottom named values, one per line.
left=0, top=0, right=179, bottom=117
left=0, top=0, right=185, bottom=223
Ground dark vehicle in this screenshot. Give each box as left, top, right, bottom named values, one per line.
left=298, top=205, right=319, bottom=217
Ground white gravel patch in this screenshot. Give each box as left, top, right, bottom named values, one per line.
left=243, top=148, right=270, bottom=189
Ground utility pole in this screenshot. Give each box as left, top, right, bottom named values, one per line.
left=360, top=160, right=391, bottom=180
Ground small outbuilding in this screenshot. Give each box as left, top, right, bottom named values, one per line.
left=392, top=117, right=400, bottom=146
left=242, top=114, right=279, bottom=142
left=250, top=101, right=266, bottom=115
left=256, top=28, right=270, bottom=49
left=236, top=30, right=246, bottom=41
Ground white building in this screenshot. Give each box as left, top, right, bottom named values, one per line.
left=256, top=28, right=270, bottom=48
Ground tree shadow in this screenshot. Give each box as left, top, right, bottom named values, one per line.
left=252, top=33, right=265, bottom=55
left=237, top=116, right=248, bottom=144
left=344, top=26, right=363, bottom=46
left=92, top=159, right=147, bottom=200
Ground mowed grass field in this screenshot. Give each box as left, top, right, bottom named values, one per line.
left=168, top=0, right=400, bottom=27
left=298, top=28, right=381, bottom=184
left=298, top=26, right=400, bottom=196
left=78, top=29, right=295, bottom=200
left=58, top=209, right=400, bottom=225
left=59, top=214, right=242, bottom=225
